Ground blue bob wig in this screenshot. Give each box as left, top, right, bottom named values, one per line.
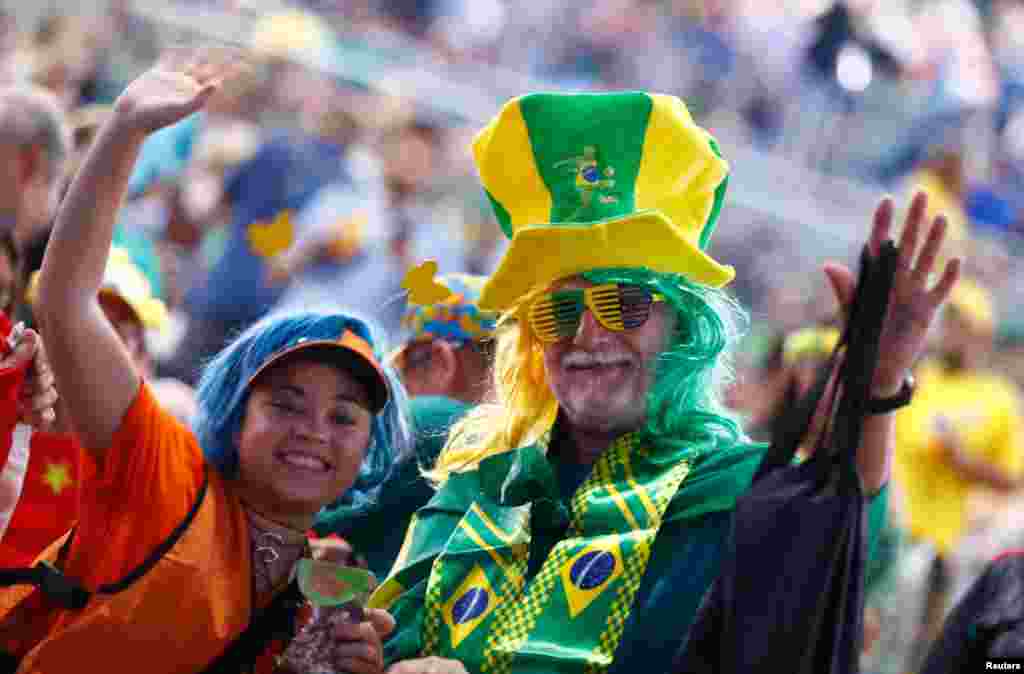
left=192, top=310, right=413, bottom=500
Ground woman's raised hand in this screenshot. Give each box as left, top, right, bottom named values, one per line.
left=111, top=46, right=248, bottom=135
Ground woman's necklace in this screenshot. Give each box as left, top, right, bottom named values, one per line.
left=245, top=509, right=309, bottom=598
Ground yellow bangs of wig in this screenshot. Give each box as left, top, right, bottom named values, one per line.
left=424, top=286, right=559, bottom=486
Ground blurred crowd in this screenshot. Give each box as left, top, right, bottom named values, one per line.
left=0, top=0, right=1020, bottom=357
left=0, top=0, right=1023, bottom=671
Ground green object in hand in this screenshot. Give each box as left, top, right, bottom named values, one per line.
left=293, top=559, right=378, bottom=611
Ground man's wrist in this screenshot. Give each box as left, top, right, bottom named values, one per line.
left=867, top=371, right=915, bottom=415
left=870, top=380, right=904, bottom=398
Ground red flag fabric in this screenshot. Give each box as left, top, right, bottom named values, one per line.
left=0, top=431, right=82, bottom=567
left=0, top=312, right=81, bottom=566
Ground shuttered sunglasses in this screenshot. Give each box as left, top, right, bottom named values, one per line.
left=527, top=283, right=664, bottom=343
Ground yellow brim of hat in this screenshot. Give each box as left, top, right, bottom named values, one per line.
left=478, top=210, right=735, bottom=312
left=98, top=288, right=169, bottom=332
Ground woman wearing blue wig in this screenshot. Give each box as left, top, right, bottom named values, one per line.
left=0, top=50, right=411, bottom=674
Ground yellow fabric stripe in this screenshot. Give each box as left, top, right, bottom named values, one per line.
left=470, top=503, right=519, bottom=546
left=391, top=514, right=418, bottom=573
left=620, top=452, right=659, bottom=524
left=458, top=519, right=522, bottom=582
left=635, top=93, right=729, bottom=244
left=602, top=482, right=641, bottom=530
left=472, top=98, right=552, bottom=231
left=367, top=578, right=406, bottom=610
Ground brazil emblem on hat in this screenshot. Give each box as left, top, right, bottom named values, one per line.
left=473, top=91, right=735, bottom=312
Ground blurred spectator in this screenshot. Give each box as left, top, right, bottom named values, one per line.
left=722, top=0, right=817, bottom=146
left=0, top=10, right=20, bottom=84
left=0, top=85, right=69, bottom=287
left=376, top=0, right=442, bottom=39
left=85, top=0, right=160, bottom=102
left=265, top=96, right=393, bottom=323
left=726, top=330, right=787, bottom=443
left=20, top=100, right=166, bottom=314
left=893, top=277, right=1024, bottom=668
left=386, top=117, right=468, bottom=270
left=159, top=122, right=259, bottom=310
left=391, top=272, right=496, bottom=402
left=27, top=247, right=187, bottom=397
left=876, top=0, right=1000, bottom=183
left=427, top=0, right=507, bottom=65
left=163, top=11, right=358, bottom=384
left=805, top=0, right=906, bottom=89
left=902, top=149, right=972, bottom=266
left=269, top=108, right=471, bottom=337
left=991, top=0, right=1024, bottom=135
left=0, top=230, right=19, bottom=320
left=21, top=102, right=108, bottom=305
left=312, top=272, right=497, bottom=579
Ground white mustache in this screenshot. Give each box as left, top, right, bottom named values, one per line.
left=562, top=351, right=633, bottom=369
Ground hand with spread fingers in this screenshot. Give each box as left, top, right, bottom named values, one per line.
left=385, top=656, right=470, bottom=674
left=823, top=190, right=961, bottom=396
left=819, top=190, right=962, bottom=493
left=0, top=329, right=58, bottom=429
left=112, top=46, right=249, bottom=136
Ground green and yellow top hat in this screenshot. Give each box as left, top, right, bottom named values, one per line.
left=473, top=91, right=735, bottom=312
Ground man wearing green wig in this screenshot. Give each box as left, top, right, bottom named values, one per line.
left=372, top=92, right=961, bottom=674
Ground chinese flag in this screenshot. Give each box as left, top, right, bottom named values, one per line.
left=0, top=431, right=81, bottom=567
left=0, top=312, right=80, bottom=567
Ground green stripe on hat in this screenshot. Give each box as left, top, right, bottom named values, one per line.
left=518, top=92, right=652, bottom=225
left=485, top=189, right=513, bottom=239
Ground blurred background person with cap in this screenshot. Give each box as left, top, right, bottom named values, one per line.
left=392, top=270, right=496, bottom=405
left=33, top=246, right=198, bottom=425
left=728, top=323, right=840, bottom=444
left=263, top=91, right=399, bottom=331
left=312, top=270, right=498, bottom=580
left=892, top=275, right=1024, bottom=669
left=162, top=9, right=359, bottom=385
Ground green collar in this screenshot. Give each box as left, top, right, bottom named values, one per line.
left=472, top=429, right=765, bottom=524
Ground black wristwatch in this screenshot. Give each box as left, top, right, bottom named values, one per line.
left=866, top=373, right=915, bottom=415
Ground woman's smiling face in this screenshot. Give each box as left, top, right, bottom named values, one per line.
left=234, top=355, right=373, bottom=525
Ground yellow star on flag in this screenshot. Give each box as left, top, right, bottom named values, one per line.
left=42, top=461, right=73, bottom=495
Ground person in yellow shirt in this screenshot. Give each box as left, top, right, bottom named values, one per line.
left=908, top=153, right=969, bottom=253
left=894, top=277, right=1024, bottom=666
